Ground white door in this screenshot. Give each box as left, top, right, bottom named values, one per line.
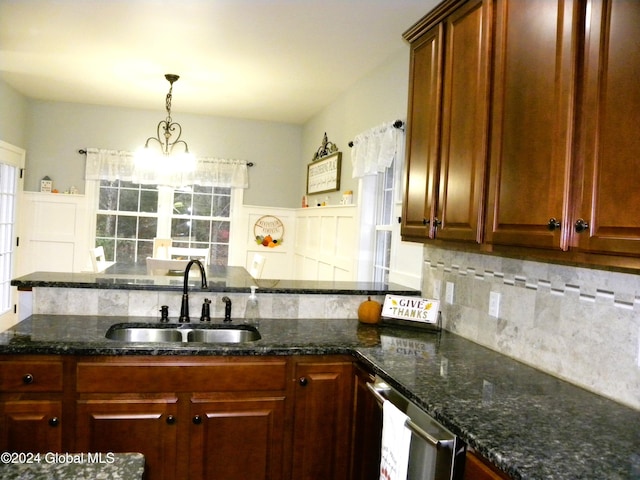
left=0, top=141, right=25, bottom=330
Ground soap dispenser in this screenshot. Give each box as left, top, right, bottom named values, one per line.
left=244, top=286, right=260, bottom=326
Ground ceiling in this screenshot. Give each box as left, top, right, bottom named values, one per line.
left=0, top=0, right=437, bottom=124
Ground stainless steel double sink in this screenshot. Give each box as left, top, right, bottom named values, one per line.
left=105, top=323, right=261, bottom=344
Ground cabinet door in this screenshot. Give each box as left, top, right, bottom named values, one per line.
left=464, top=450, right=511, bottom=479
left=189, top=395, right=286, bottom=480
left=291, top=359, right=353, bottom=480
left=401, top=23, right=443, bottom=239
left=485, top=0, right=578, bottom=250
left=436, top=0, right=491, bottom=243
left=350, top=365, right=382, bottom=480
left=571, top=0, right=640, bottom=255
left=76, top=397, right=178, bottom=480
left=0, top=400, right=62, bottom=452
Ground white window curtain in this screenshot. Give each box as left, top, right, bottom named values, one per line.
left=350, top=121, right=405, bottom=178
left=84, top=148, right=249, bottom=188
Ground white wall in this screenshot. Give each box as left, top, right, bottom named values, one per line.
left=0, top=80, right=28, bottom=149
left=300, top=48, right=411, bottom=207
left=23, top=100, right=302, bottom=208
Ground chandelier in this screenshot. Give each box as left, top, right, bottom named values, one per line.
left=136, top=74, right=195, bottom=172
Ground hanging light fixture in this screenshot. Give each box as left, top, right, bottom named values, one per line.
left=136, top=73, right=195, bottom=172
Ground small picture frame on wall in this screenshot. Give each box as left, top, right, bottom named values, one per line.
left=307, top=152, right=341, bottom=195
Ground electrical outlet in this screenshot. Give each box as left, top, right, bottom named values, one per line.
left=445, top=282, right=454, bottom=304
left=489, top=291, right=501, bottom=318
left=433, top=281, right=442, bottom=299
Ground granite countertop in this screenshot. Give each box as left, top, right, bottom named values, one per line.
left=0, top=452, right=144, bottom=479
left=1, top=315, right=638, bottom=480
left=10, top=265, right=419, bottom=295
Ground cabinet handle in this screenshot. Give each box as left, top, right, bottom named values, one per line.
left=547, top=218, right=561, bottom=231
left=433, top=218, right=442, bottom=228
left=422, top=218, right=430, bottom=225
left=298, top=377, right=309, bottom=387
left=22, top=373, right=34, bottom=385
left=574, top=218, right=589, bottom=233
left=192, top=415, right=202, bottom=425
left=48, top=417, right=60, bottom=427
left=166, top=415, right=176, bottom=425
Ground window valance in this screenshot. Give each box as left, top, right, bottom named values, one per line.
left=84, top=148, right=249, bottom=188
left=350, top=121, right=405, bottom=178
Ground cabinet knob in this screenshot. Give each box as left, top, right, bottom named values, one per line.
left=433, top=218, right=442, bottom=228
left=298, top=377, right=309, bottom=387
left=547, top=218, right=561, bottom=231
left=422, top=218, right=430, bottom=225
left=22, top=373, right=34, bottom=385
left=48, top=417, right=60, bottom=427
left=166, top=415, right=176, bottom=425
left=192, top=415, right=202, bottom=425
left=574, top=218, right=589, bottom=233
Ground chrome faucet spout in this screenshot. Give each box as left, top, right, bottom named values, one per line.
left=179, top=259, right=208, bottom=323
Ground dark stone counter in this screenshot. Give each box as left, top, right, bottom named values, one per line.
left=10, top=265, right=419, bottom=295
left=0, top=452, right=144, bottom=479
left=0, top=315, right=638, bottom=480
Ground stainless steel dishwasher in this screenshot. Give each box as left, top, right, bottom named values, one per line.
left=367, top=376, right=466, bottom=480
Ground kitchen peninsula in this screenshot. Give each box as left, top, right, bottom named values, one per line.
left=0, top=315, right=638, bottom=480
left=11, top=265, right=419, bottom=321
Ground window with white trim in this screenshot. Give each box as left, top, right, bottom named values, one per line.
left=95, top=180, right=231, bottom=265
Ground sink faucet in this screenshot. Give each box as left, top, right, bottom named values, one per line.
left=179, top=259, right=208, bottom=323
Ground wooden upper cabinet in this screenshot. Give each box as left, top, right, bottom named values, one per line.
left=485, top=0, right=578, bottom=250
left=401, top=23, right=443, bottom=239
left=571, top=0, right=640, bottom=256
left=402, top=0, right=491, bottom=243
left=436, top=0, right=491, bottom=243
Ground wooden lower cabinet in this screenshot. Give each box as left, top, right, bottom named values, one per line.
left=0, top=356, right=65, bottom=454
left=188, top=395, right=286, bottom=480
left=0, top=400, right=63, bottom=453
left=76, top=396, right=178, bottom=480
left=464, top=450, right=511, bottom=480
left=291, top=357, right=354, bottom=480
left=350, top=363, right=382, bottom=480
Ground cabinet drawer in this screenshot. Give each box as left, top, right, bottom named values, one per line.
left=76, top=357, right=288, bottom=393
left=0, top=360, right=63, bottom=392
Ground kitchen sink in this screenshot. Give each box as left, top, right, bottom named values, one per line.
left=105, top=323, right=261, bottom=344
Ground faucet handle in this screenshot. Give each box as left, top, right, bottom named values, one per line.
left=200, top=298, right=211, bottom=322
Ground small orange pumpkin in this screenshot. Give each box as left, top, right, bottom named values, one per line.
left=358, top=297, right=382, bottom=324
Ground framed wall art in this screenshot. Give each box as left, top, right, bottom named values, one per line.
left=306, top=152, right=341, bottom=195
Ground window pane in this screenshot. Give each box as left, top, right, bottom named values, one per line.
left=140, top=189, right=158, bottom=213
left=212, top=195, right=231, bottom=217
left=193, top=219, right=211, bottom=242
left=137, top=241, right=153, bottom=261
left=97, top=239, right=115, bottom=261
left=99, top=186, right=118, bottom=210
left=138, top=217, right=158, bottom=240
left=212, top=220, right=230, bottom=243
left=96, top=214, right=116, bottom=237
left=116, top=239, right=136, bottom=263
left=119, top=189, right=139, bottom=212
left=117, top=216, right=137, bottom=238
left=173, top=192, right=192, bottom=215
left=193, top=194, right=212, bottom=216
left=171, top=218, right=191, bottom=239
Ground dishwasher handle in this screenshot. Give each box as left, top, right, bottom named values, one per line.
left=366, top=381, right=448, bottom=449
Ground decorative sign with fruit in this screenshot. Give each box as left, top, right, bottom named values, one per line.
left=254, top=215, right=284, bottom=248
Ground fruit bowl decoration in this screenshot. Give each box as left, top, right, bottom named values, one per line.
left=254, top=215, right=284, bottom=248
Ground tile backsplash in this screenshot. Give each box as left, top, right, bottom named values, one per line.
left=32, top=288, right=380, bottom=322
left=422, top=245, right=640, bottom=410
